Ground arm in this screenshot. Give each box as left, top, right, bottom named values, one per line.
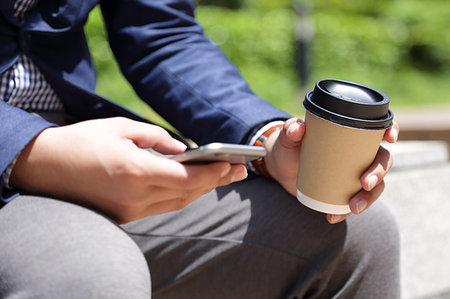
left=9, top=117, right=247, bottom=223
left=5, top=0, right=270, bottom=219
left=0, top=101, right=55, bottom=202
left=99, top=0, right=291, bottom=145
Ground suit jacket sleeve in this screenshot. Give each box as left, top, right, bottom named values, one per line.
left=0, top=101, right=55, bottom=203
left=99, top=0, right=291, bottom=145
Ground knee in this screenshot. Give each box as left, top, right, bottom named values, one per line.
left=346, top=201, right=400, bottom=262
left=327, top=202, right=401, bottom=297
left=0, top=196, right=151, bottom=298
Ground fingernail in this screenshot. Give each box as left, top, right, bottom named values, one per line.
left=173, top=139, right=188, bottom=150
left=368, top=175, right=378, bottom=191
left=356, top=199, right=368, bottom=214
left=231, top=168, right=248, bottom=182
left=287, top=122, right=300, bottom=136
left=330, top=215, right=344, bottom=224
left=392, top=127, right=398, bottom=142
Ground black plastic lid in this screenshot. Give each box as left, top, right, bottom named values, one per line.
left=303, top=79, right=394, bottom=130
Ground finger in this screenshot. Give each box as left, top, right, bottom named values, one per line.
left=140, top=166, right=247, bottom=215
left=135, top=190, right=209, bottom=220
left=140, top=156, right=247, bottom=190
left=349, top=180, right=386, bottom=215
left=327, top=212, right=352, bottom=224
left=218, top=164, right=248, bottom=186
left=326, top=180, right=386, bottom=223
left=136, top=166, right=247, bottom=219
left=139, top=196, right=202, bottom=219
left=108, top=178, right=226, bottom=224
left=110, top=196, right=197, bottom=224
left=384, top=119, right=399, bottom=143
left=360, top=146, right=393, bottom=191
left=277, top=118, right=305, bottom=149
left=143, top=185, right=199, bottom=204
left=109, top=179, right=221, bottom=223
left=118, top=119, right=186, bottom=154
left=145, top=163, right=247, bottom=195
left=176, top=163, right=247, bottom=189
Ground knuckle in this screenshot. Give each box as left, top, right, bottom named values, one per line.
left=112, top=158, right=147, bottom=182
left=112, top=116, right=131, bottom=127
left=151, top=125, right=170, bottom=139
left=154, top=125, right=168, bottom=135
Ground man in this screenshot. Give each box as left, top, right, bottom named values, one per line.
left=0, top=0, right=400, bottom=298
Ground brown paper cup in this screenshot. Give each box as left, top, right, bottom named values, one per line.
left=296, top=111, right=385, bottom=214
left=297, top=79, right=393, bottom=214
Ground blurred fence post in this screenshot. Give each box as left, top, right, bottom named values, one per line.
left=293, top=1, right=314, bottom=89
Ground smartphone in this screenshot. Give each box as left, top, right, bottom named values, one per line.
left=169, top=143, right=266, bottom=164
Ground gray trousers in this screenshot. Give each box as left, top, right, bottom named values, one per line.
left=0, top=175, right=400, bottom=299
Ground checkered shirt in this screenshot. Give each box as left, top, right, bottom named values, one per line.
left=0, top=0, right=63, bottom=112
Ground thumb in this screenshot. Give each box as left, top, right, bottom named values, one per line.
left=277, top=118, right=305, bottom=149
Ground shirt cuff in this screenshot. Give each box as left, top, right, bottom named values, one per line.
left=246, top=120, right=286, bottom=174
left=247, top=120, right=286, bottom=146
left=2, top=156, right=19, bottom=190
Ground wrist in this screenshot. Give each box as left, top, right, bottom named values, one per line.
left=250, top=123, right=284, bottom=179
left=9, top=127, right=56, bottom=190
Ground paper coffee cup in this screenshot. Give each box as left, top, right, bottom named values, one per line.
left=296, top=79, right=394, bottom=214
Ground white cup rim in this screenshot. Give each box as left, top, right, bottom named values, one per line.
left=297, top=189, right=351, bottom=215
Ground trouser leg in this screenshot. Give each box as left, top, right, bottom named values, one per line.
left=0, top=195, right=151, bottom=299
left=124, top=175, right=400, bottom=299
left=0, top=176, right=400, bottom=298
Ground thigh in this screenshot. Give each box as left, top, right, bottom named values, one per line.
left=124, top=174, right=400, bottom=299
left=0, top=195, right=151, bottom=299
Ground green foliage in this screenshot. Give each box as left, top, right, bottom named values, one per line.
left=389, top=0, right=450, bottom=70
left=309, top=0, right=450, bottom=108
left=312, top=12, right=400, bottom=74
left=242, top=0, right=292, bottom=10
left=312, top=0, right=391, bottom=15
left=197, top=7, right=299, bottom=112
left=84, top=1, right=450, bottom=121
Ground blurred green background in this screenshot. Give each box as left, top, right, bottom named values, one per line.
left=85, top=0, right=450, bottom=125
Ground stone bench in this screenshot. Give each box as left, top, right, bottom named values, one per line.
left=381, top=140, right=450, bottom=299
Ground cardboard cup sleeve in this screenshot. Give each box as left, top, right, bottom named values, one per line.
left=296, top=112, right=385, bottom=214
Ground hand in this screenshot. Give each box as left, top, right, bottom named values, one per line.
left=263, top=118, right=305, bottom=196
left=263, top=117, right=399, bottom=224
left=10, top=117, right=247, bottom=223
left=328, top=119, right=399, bottom=224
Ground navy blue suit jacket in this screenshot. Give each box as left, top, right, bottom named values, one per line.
left=0, top=0, right=290, bottom=202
